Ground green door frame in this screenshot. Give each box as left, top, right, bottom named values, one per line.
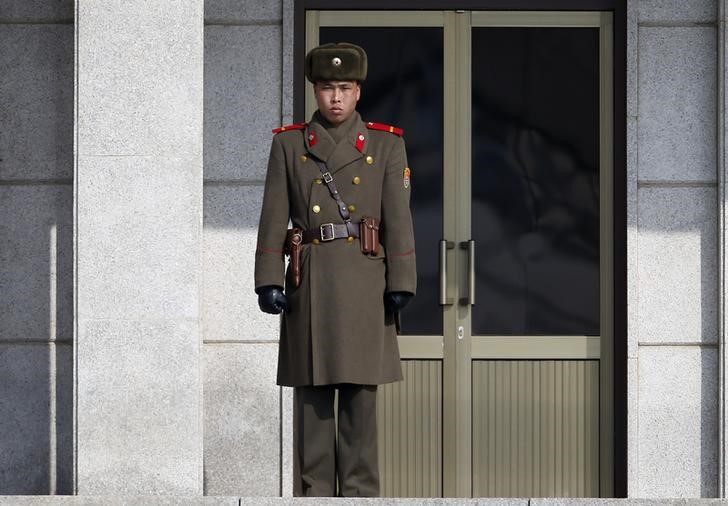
left=295, top=1, right=628, bottom=497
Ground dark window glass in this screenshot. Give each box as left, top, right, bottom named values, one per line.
left=321, top=27, right=444, bottom=335
left=471, top=27, right=600, bottom=335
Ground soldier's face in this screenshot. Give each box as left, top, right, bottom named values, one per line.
left=314, top=80, right=361, bottom=125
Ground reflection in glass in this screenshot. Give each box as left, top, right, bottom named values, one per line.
left=471, top=28, right=600, bottom=335
left=321, top=28, right=444, bottom=335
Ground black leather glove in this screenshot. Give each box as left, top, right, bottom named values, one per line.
left=384, top=291, right=413, bottom=313
left=256, top=285, right=289, bottom=314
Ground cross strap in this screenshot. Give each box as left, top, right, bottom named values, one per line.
left=312, top=157, right=359, bottom=237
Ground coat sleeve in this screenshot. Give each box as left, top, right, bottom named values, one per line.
left=380, top=135, right=417, bottom=294
left=254, top=135, right=290, bottom=290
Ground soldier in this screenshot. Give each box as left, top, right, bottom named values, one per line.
left=254, top=42, right=416, bottom=497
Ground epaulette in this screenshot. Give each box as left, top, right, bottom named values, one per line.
left=272, top=123, right=307, bottom=135
left=366, top=122, right=404, bottom=137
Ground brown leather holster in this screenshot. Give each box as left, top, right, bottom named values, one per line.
left=359, top=217, right=380, bottom=256
left=284, top=227, right=303, bottom=288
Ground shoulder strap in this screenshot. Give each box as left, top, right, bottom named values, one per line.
left=312, top=158, right=359, bottom=237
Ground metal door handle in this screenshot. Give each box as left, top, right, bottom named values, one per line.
left=439, top=239, right=455, bottom=305
left=460, top=240, right=475, bottom=306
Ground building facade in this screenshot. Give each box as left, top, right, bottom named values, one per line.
left=0, top=0, right=725, bottom=499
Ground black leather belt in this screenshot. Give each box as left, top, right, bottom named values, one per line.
left=302, top=223, right=359, bottom=244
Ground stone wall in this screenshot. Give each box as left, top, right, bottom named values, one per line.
left=627, top=0, right=719, bottom=497
left=0, top=0, right=75, bottom=495
left=201, top=0, right=293, bottom=496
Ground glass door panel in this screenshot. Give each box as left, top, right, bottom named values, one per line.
left=471, top=27, right=600, bottom=336
left=319, top=26, right=444, bottom=336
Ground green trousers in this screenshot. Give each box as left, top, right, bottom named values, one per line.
left=293, top=384, right=379, bottom=497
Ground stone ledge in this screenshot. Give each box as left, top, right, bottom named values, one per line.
left=2, top=499, right=727, bottom=505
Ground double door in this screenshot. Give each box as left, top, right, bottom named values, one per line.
left=306, top=10, right=613, bottom=498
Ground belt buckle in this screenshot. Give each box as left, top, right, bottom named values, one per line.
left=319, top=223, right=335, bottom=241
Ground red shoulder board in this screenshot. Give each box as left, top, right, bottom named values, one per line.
left=366, top=122, right=404, bottom=137
left=272, top=123, right=307, bottom=135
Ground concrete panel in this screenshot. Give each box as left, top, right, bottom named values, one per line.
left=205, top=0, right=281, bottom=23
left=626, top=0, right=637, bottom=118
left=204, top=25, right=281, bottom=181
left=0, top=498, right=238, bottom=506
left=77, top=2, right=203, bottom=156
left=627, top=357, right=639, bottom=496
left=282, top=0, right=294, bottom=125
left=76, top=319, right=202, bottom=495
left=637, top=187, right=717, bottom=344
left=245, top=500, right=529, bottom=505
left=639, top=0, right=716, bottom=22
left=638, top=27, right=716, bottom=182
left=0, top=343, right=72, bottom=494
left=203, top=185, right=280, bottom=341
left=0, top=185, right=73, bottom=342
left=627, top=116, right=638, bottom=359
left=77, top=155, right=201, bottom=321
left=638, top=346, right=717, bottom=497
left=0, top=25, right=73, bottom=180
left=203, top=343, right=280, bottom=496
left=0, top=1, right=73, bottom=22
left=281, top=386, right=293, bottom=497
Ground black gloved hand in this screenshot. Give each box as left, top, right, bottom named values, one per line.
left=256, top=285, right=289, bottom=314
left=384, top=291, right=413, bottom=313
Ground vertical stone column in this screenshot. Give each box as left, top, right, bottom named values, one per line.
left=634, top=0, right=719, bottom=498
left=74, top=1, right=203, bottom=495
left=720, top=0, right=728, bottom=498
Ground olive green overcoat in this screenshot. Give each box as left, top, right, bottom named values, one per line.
left=254, top=111, right=417, bottom=387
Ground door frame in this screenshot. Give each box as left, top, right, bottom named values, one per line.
left=293, top=0, right=628, bottom=497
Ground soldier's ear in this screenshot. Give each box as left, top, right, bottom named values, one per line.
left=355, top=83, right=361, bottom=102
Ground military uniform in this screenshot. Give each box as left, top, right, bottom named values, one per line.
left=254, top=42, right=416, bottom=496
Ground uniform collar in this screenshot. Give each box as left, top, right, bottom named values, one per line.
left=305, top=111, right=365, bottom=173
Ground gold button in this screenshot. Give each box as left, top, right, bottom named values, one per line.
left=352, top=176, right=361, bottom=185
left=346, top=236, right=354, bottom=243
left=313, top=239, right=320, bottom=245
left=312, top=205, right=321, bottom=213
left=365, top=155, right=374, bottom=165
left=314, top=178, right=322, bottom=184
left=300, top=154, right=307, bottom=163
left=347, top=204, right=356, bottom=213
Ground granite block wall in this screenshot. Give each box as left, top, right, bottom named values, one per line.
left=202, top=0, right=292, bottom=496
left=629, top=0, right=720, bottom=497
left=0, top=0, right=74, bottom=495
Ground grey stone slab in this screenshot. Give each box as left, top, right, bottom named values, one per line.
left=281, top=386, right=293, bottom=497
left=638, top=27, right=716, bottom=182
left=203, top=343, right=280, bottom=496
left=0, top=24, right=73, bottom=180
left=627, top=357, right=639, bottom=497
left=203, top=185, right=280, bottom=341
left=204, top=25, right=282, bottom=181
left=244, top=500, right=528, bottom=505
left=205, top=0, right=281, bottom=23
left=0, top=498, right=238, bottom=505
left=626, top=0, right=638, bottom=118
left=627, top=116, right=638, bottom=359
left=282, top=0, right=294, bottom=125
left=638, top=346, right=718, bottom=497
left=77, top=1, right=203, bottom=156
left=639, top=0, right=717, bottom=22
left=0, top=0, right=73, bottom=22
left=77, top=155, right=201, bottom=320
left=0, top=185, right=73, bottom=342
left=531, top=501, right=727, bottom=505
left=76, top=319, right=202, bottom=495
left=0, top=343, right=72, bottom=494
left=637, top=187, right=717, bottom=344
